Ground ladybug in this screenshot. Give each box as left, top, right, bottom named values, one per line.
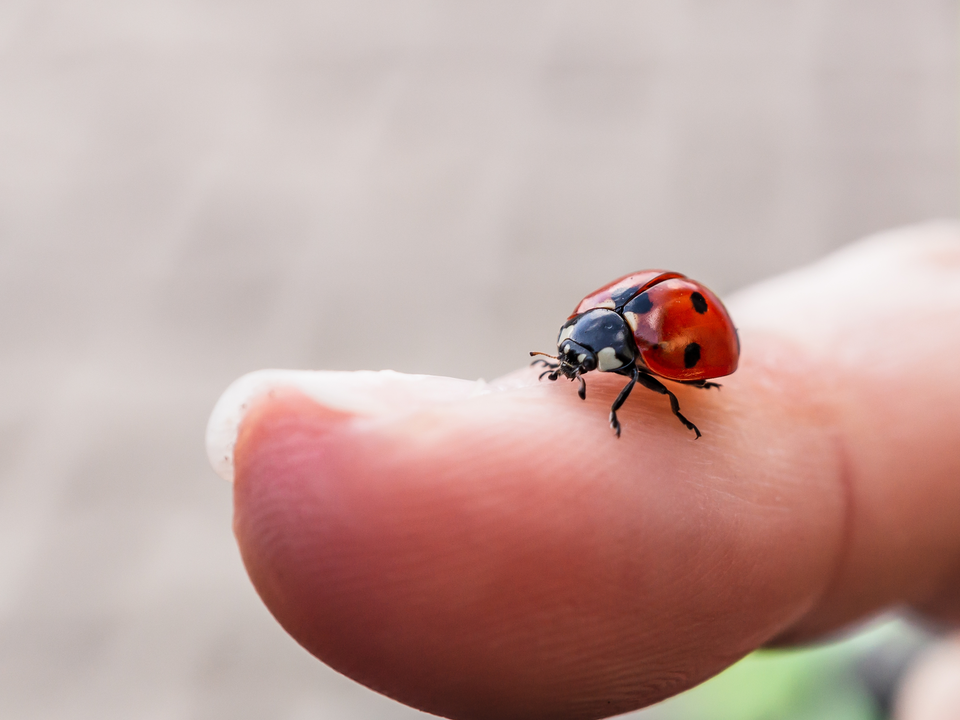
left=531, top=270, right=739, bottom=438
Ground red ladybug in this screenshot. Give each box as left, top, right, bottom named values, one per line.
left=531, top=270, right=739, bottom=438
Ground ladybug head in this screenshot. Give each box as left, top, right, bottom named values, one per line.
left=556, top=309, right=637, bottom=375
left=555, top=338, right=597, bottom=379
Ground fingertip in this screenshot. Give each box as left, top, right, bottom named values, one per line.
left=207, top=368, right=489, bottom=482
left=229, top=355, right=847, bottom=719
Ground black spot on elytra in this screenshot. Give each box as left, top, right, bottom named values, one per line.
left=684, top=342, right=701, bottom=368
left=623, top=291, right=653, bottom=314
left=690, top=292, right=708, bottom=314
left=611, top=285, right=642, bottom=308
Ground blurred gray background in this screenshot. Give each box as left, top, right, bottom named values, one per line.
left=0, top=1, right=956, bottom=718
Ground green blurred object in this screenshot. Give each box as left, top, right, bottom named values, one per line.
left=662, top=647, right=877, bottom=720
left=630, top=618, right=932, bottom=720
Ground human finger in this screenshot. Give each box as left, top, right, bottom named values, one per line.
left=894, top=635, right=960, bottom=720
left=209, top=223, right=960, bottom=719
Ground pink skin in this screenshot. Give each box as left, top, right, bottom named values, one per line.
left=225, top=225, right=960, bottom=720
left=895, top=635, right=960, bottom=719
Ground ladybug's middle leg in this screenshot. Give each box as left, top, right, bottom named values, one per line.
left=635, top=371, right=702, bottom=439
left=608, top=365, right=638, bottom=438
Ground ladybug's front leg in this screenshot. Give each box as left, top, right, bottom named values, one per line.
left=635, top=371, right=702, bottom=439
left=538, top=366, right=562, bottom=381
left=530, top=356, right=561, bottom=381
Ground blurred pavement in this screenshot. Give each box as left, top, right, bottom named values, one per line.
left=0, top=2, right=955, bottom=718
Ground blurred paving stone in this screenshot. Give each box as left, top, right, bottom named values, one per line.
left=0, top=2, right=955, bottom=718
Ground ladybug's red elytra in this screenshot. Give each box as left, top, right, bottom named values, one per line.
left=531, top=270, right=739, bottom=438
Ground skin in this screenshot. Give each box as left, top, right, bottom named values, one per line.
left=226, top=224, right=960, bottom=720
left=895, top=636, right=960, bottom=720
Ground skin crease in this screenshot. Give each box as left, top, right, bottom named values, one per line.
left=227, top=224, right=960, bottom=720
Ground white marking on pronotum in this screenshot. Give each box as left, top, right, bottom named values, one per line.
left=597, top=347, right=623, bottom=371
left=559, top=325, right=574, bottom=342
left=597, top=299, right=616, bottom=309
left=623, top=311, right=639, bottom=332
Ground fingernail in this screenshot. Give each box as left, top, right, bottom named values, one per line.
left=205, top=369, right=487, bottom=482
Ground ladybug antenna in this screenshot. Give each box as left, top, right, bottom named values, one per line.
left=529, top=351, right=557, bottom=360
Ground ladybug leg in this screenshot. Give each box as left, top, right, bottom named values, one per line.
left=532, top=357, right=561, bottom=381
left=608, top=366, right=639, bottom=438
left=576, top=374, right=586, bottom=400
left=635, top=371, right=702, bottom=439
left=681, top=379, right=721, bottom=391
